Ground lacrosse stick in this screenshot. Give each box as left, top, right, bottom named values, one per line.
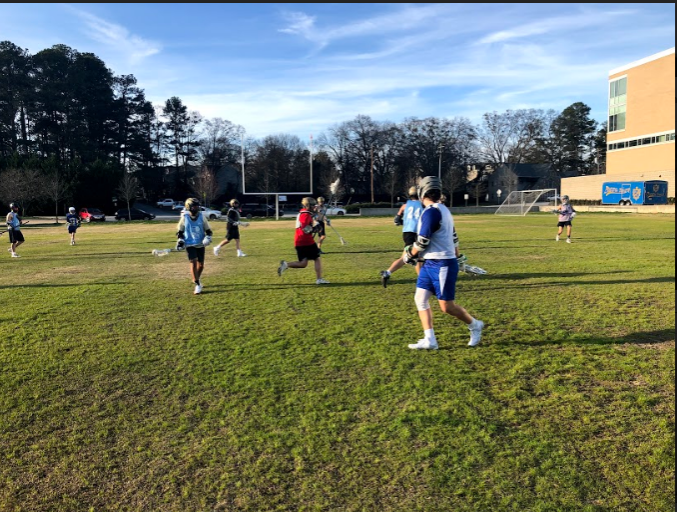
left=328, top=223, right=347, bottom=245
left=458, top=254, right=487, bottom=276
left=1, top=220, right=29, bottom=237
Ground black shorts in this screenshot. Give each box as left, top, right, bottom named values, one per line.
left=316, top=221, right=326, bottom=237
left=226, top=227, right=240, bottom=241
left=558, top=221, right=572, bottom=227
left=403, top=232, right=417, bottom=247
left=296, top=244, right=321, bottom=261
left=68, top=225, right=78, bottom=234
left=186, top=246, right=206, bottom=263
left=8, top=230, right=24, bottom=244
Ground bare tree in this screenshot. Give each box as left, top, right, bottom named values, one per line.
left=468, top=179, right=488, bottom=207
left=117, top=172, right=139, bottom=221
left=443, top=167, right=466, bottom=207
left=0, top=168, right=44, bottom=216
left=44, top=170, right=69, bottom=223
left=193, top=167, right=219, bottom=207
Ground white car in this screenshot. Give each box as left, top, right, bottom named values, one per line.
left=156, top=198, right=174, bottom=208
left=325, top=205, right=347, bottom=216
left=179, top=206, right=222, bottom=220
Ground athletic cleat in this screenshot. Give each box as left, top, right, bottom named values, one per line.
left=555, top=235, right=560, bottom=242
left=194, top=284, right=203, bottom=295
left=237, top=252, right=247, bottom=257
left=213, top=246, right=221, bottom=256
left=566, top=238, right=572, bottom=244
left=408, top=339, right=438, bottom=350
left=11, top=253, right=20, bottom=258
left=316, top=278, right=330, bottom=284
left=468, top=320, right=485, bottom=347
left=380, top=270, right=390, bottom=288
left=278, top=260, right=288, bottom=276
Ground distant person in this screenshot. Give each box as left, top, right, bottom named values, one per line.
left=214, top=199, right=248, bottom=258
left=314, top=196, right=328, bottom=254
left=66, top=207, right=81, bottom=246
left=555, top=195, right=576, bottom=243
left=6, top=202, right=24, bottom=258
left=278, top=197, right=329, bottom=285
left=176, top=198, right=214, bottom=295
left=380, top=186, right=423, bottom=287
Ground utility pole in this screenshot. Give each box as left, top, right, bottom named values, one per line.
left=370, top=145, right=375, bottom=204
left=438, top=143, right=444, bottom=180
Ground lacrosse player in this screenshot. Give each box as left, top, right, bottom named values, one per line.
left=176, top=198, right=214, bottom=295
left=6, top=203, right=24, bottom=258
left=314, top=197, right=328, bottom=254
left=403, top=176, right=484, bottom=350
left=555, top=195, right=576, bottom=243
left=66, top=207, right=81, bottom=246
left=380, top=186, right=423, bottom=287
left=278, top=197, right=329, bottom=285
left=214, top=199, right=248, bottom=257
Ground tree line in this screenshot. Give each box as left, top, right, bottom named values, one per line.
left=0, top=41, right=607, bottom=216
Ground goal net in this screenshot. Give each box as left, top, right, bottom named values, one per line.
left=495, top=189, right=559, bottom=216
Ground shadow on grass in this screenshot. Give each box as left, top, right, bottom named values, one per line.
left=0, top=282, right=130, bottom=289
left=496, top=328, right=675, bottom=347
left=469, top=276, right=675, bottom=291
left=477, top=271, right=633, bottom=281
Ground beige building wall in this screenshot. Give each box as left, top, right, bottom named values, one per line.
left=564, top=48, right=675, bottom=200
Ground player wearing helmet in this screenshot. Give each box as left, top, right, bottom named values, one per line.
left=380, top=185, right=423, bottom=287
left=176, top=198, right=214, bottom=295
left=6, top=203, right=24, bottom=258
left=403, top=176, right=484, bottom=350
left=277, top=197, right=329, bottom=284
left=314, top=197, right=328, bottom=253
left=214, top=198, right=248, bottom=257
left=555, top=195, right=576, bottom=243
left=66, top=207, right=81, bottom=246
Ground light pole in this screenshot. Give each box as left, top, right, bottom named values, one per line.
left=370, top=145, right=375, bottom=204
left=437, top=143, right=444, bottom=181
left=464, top=193, right=469, bottom=208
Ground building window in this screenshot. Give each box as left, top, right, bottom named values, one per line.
left=608, top=131, right=675, bottom=152
left=608, top=77, right=627, bottom=132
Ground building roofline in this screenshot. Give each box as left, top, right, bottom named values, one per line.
left=609, top=47, right=675, bottom=76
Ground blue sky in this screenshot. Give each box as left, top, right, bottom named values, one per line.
left=0, top=3, right=674, bottom=140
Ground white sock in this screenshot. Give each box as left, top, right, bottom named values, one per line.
left=469, top=318, right=479, bottom=330
left=385, top=270, right=392, bottom=276
left=424, top=329, right=436, bottom=343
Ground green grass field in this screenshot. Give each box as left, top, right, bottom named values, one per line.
left=0, top=213, right=674, bottom=512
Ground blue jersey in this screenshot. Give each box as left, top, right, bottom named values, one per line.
left=66, top=214, right=80, bottom=227
left=183, top=213, right=206, bottom=247
left=402, top=200, right=423, bottom=233
left=417, top=203, right=456, bottom=260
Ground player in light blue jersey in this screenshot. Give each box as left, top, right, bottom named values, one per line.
left=402, top=176, right=484, bottom=350
left=176, top=198, right=214, bottom=295
left=380, top=186, right=423, bottom=287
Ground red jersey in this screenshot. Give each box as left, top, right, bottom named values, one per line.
left=294, top=209, right=316, bottom=246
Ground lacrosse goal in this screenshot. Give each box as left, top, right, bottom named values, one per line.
left=495, top=189, right=559, bottom=216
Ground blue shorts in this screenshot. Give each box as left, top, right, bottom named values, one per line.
left=416, top=259, right=459, bottom=301
left=68, top=225, right=78, bottom=234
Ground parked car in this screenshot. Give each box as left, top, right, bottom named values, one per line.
left=79, top=207, right=106, bottom=222
left=156, top=198, right=175, bottom=208
left=325, top=205, right=347, bottom=216
left=239, top=203, right=284, bottom=219
left=177, top=206, right=223, bottom=220
left=115, top=208, right=156, bottom=221
left=172, top=201, right=185, bottom=211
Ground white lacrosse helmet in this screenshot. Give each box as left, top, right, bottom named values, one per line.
left=69, top=207, right=76, bottom=214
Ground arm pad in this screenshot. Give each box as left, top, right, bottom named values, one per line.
left=176, top=231, right=185, bottom=240
left=205, top=229, right=213, bottom=237
left=413, top=235, right=430, bottom=253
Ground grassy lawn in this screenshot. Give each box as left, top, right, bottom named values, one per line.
left=0, top=213, right=674, bottom=512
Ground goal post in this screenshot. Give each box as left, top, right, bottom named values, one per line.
left=494, top=189, right=559, bottom=216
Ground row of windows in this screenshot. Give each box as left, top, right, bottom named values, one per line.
left=608, top=132, right=675, bottom=151
left=608, top=77, right=628, bottom=132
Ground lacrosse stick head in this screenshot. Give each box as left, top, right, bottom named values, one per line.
left=464, top=264, right=487, bottom=276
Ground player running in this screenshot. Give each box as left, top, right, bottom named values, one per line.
left=66, top=207, right=81, bottom=246
left=555, top=195, right=576, bottom=243
left=380, top=186, right=423, bottom=287
left=214, top=199, right=248, bottom=257
left=176, top=198, right=214, bottom=295
left=6, top=203, right=24, bottom=258
left=314, top=197, right=329, bottom=254
left=402, top=176, right=484, bottom=350
left=278, top=197, right=329, bottom=285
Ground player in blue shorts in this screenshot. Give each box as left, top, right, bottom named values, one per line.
left=66, top=207, right=81, bottom=246
left=402, top=176, right=484, bottom=349
left=380, top=186, right=423, bottom=287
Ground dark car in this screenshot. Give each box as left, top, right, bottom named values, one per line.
left=239, top=203, right=284, bottom=219
left=115, top=208, right=156, bottom=221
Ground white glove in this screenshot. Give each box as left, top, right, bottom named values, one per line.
left=239, top=221, right=250, bottom=228
left=202, top=236, right=212, bottom=246
left=571, top=212, right=577, bottom=218
left=302, top=225, right=314, bottom=235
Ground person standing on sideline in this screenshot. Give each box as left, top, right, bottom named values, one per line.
left=176, top=198, right=214, bottom=295
left=402, top=176, right=484, bottom=350
left=278, top=197, right=329, bottom=285
left=6, top=203, right=24, bottom=258
left=380, top=186, right=423, bottom=287
left=66, top=207, right=81, bottom=246
left=214, top=199, right=248, bottom=257
left=555, top=195, right=576, bottom=243
left=314, top=197, right=329, bottom=254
